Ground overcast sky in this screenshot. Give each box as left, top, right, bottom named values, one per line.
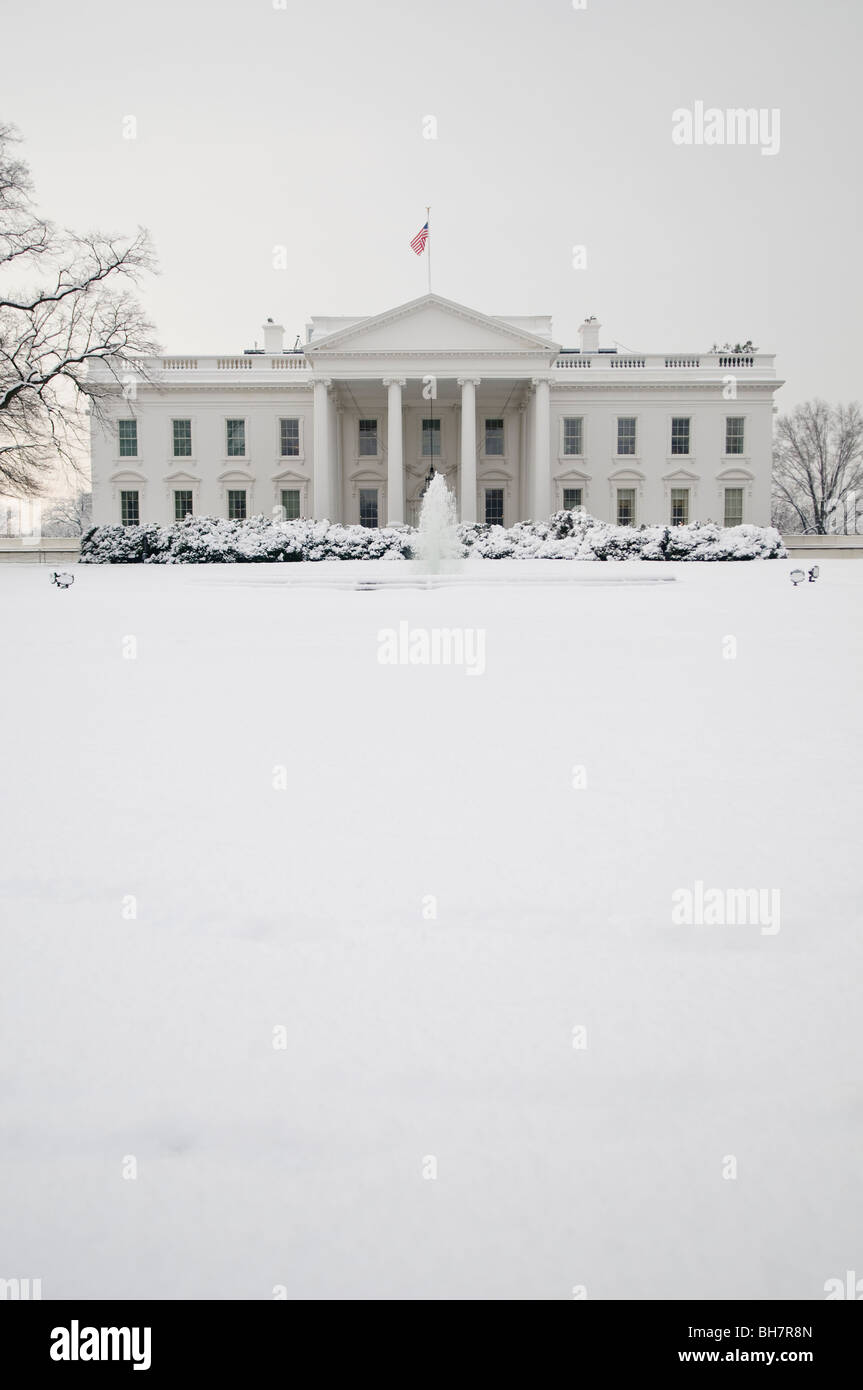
left=5, top=0, right=861, bottom=407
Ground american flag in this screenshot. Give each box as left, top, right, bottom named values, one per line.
left=410, top=222, right=429, bottom=255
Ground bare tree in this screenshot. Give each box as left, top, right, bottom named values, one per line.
left=0, top=122, right=158, bottom=495
left=40, top=490, right=92, bottom=537
left=772, top=400, right=863, bottom=534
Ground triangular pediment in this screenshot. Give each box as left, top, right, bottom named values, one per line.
left=662, top=467, right=700, bottom=483
left=557, top=466, right=592, bottom=482
left=163, top=469, right=199, bottom=484
left=305, top=294, right=560, bottom=358
left=271, top=467, right=308, bottom=483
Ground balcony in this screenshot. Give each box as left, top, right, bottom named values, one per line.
left=156, top=353, right=310, bottom=379
left=552, top=351, right=774, bottom=378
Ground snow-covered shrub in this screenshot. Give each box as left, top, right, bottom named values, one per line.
left=80, top=508, right=785, bottom=563
left=79, top=523, right=172, bottom=563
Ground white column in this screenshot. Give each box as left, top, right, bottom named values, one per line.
left=458, top=376, right=480, bottom=523
left=532, top=376, right=551, bottom=520
left=518, top=400, right=528, bottom=521
left=383, top=377, right=406, bottom=525
left=313, top=377, right=332, bottom=519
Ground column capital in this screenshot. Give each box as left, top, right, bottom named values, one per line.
left=457, top=376, right=481, bottom=389
left=382, top=376, right=406, bottom=389
left=530, top=375, right=553, bottom=390
left=313, top=376, right=333, bottom=390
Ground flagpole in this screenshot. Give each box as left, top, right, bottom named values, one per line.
left=426, top=205, right=431, bottom=294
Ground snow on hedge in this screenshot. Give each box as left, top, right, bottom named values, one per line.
left=79, top=509, right=786, bottom=563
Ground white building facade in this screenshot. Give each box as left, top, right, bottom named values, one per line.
left=89, top=294, right=782, bottom=530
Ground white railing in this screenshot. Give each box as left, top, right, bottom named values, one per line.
left=553, top=353, right=770, bottom=373
left=156, top=354, right=309, bottom=373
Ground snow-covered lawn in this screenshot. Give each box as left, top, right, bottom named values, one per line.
left=1, top=558, right=861, bottom=1300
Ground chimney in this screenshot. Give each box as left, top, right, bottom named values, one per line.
left=262, top=318, right=285, bottom=353
left=578, top=316, right=601, bottom=353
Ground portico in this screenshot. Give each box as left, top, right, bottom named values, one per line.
left=304, top=295, right=560, bottom=526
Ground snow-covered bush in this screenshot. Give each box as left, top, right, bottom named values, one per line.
left=80, top=510, right=786, bottom=563
left=80, top=515, right=415, bottom=564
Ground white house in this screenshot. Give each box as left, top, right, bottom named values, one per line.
left=88, top=294, right=782, bottom=530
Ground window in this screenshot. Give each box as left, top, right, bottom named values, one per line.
left=617, top=417, right=637, bottom=455
left=118, top=419, right=138, bottom=457
left=725, top=417, right=745, bottom=455
left=280, top=488, right=301, bottom=520
left=617, top=488, right=636, bottom=526
left=563, top=417, right=584, bottom=456
left=671, top=417, right=691, bottom=455
left=563, top=487, right=583, bottom=510
left=227, top=489, right=247, bottom=520
left=485, top=419, right=504, bottom=456
left=422, top=418, right=441, bottom=456
left=724, top=487, right=744, bottom=527
left=358, top=419, right=378, bottom=456
left=280, top=418, right=300, bottom=457
left=670, top=487, right=690, bottom=525
left=359, top=488, right=379, bottom=528
left=120, top=490, right=139, bottom=526
left=172, top=419, right=192, bottom=457
left=174, top=489, right=193, bottom=521
left=226, top=419, right=246, bottom=457
left=485, top=488, right=505, bottom=526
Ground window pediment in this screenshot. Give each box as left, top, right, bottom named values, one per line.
left=717, top=465, right=755, bottom=481
left=608, top=466, right=646, bottom=483
left=662, top=467, right=700, bottom=483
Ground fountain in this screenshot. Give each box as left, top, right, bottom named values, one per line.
left=414, top=471, right=461, bottom=575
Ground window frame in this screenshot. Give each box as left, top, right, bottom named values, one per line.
left=227, top=488, right=248, bottom=520
left=225, top=418, right=247, bottom=458
left=484, top=487, right=505, bottom=526
left=171, top=418, right=193, bottom=459
left=279, top=417, right=301, bottom=458
left=279, top=488, right=301, bottom=520
left=483, top=418, right=505, bottom=458
left=118, top=418, right=138, bottom=459
left=670, top=486, right=690, bottom=526
left=173, top=489, right=194, bottom=521
left=561, top=416, right=585, bottom=458
left=725, top=416, right=746, bottom=456
left=616, top=416, right=638, bottom=457
left=358, top=419, right=379, bottom=458
left=120, top=489, right=140, bottom=526
left=616, top=487, right=637, bottom=526
left=421, top=417, right=442, bottom=458
left=670, top=416, right=692, bottom=457
left=359, top=487, right=380, bottom=528
left=723, top=486, right=744, bottom=527
left=562, top=486, right=583, bottom=511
